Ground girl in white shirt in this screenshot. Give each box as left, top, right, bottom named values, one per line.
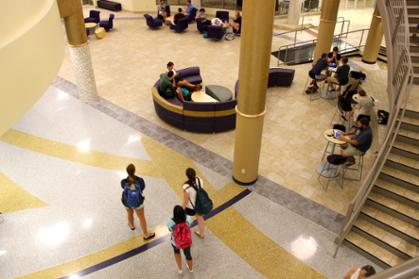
left=182, top=168, right=206, bottom=239
left=343, top=265, right=376, bottom=279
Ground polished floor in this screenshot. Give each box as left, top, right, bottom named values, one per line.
left=0, top=4, right=400, bottom=279
left=0, top=86, right=380, bottom=278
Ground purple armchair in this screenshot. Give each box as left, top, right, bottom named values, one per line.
left=196, top=18, right=210, bottom=33
left=215, top=11, right=229, bottom=22
left=84, top=10, right=100, bottom=23
left=144, top=14, right=163, bottom=29
left=99, top=14, right=115, bottom=31
left=207, top=25, right=224, bottom=40
left=170, top=17, right=189, bottom=33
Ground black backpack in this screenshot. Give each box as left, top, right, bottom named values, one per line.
left=187, top=178, right=213, bottom=215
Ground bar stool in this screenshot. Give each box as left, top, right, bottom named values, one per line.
left=343, top=153, right=365, bottom=181
left=318, top=154, right=347, bottom=191
left=331, top=98, right=353, bottom=130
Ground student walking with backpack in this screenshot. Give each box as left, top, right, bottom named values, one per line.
left=182, top=168, right=213, bottom=239
left=167, top=205, right=193, bottom=274
left=121, top=164, right=155, bottom=241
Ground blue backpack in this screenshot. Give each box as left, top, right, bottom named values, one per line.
left=124, top=185, right=143, bottom=208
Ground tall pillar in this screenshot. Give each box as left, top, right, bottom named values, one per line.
left=362, top=6, right=383, bottom=64
left=57, top=0, right=98, bottom=102
left=313, top=0, right=340, bottom=60
left=233, top=0, right=275, bottom=185
left=287, top=0, right=302, bottom=25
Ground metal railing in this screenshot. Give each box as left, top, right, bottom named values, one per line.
left=370, top=257, right=419, bottom=279
left=333, top=0, right=414, bottom=260
left=275, top=28, right=369, bottom=65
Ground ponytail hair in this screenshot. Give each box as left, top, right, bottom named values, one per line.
left=186, top=168, right=196, bottom=186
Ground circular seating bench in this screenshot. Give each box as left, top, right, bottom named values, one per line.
left=152, top=67, right=295, bottom=133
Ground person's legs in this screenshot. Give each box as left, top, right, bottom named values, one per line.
left=126, top=208, right=135, bottom=229
left=176, top=87, right=185, bottom=102
left=183, top=247, right=193, bottom=272
left=134, top=207, right=153, bottom=238
left=196, top=215, right=205, bottom=238
left=178, top=80, right=198, bottom=90
left=172, top=245, right=182, bottom=273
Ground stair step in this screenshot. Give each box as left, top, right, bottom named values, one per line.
left=374, top=178, right=419, bottom=208
left=398, top=128, right=419, bottom=142
left=368, top=191, right=419, bottom=225
left=386, top=153, right=419, bottom=177
left=414, top=76, right=419, bottom=85
left=411, top=45, right=419, bottom=53
left=392, top=141, right=419, bottom=161
left=345, top=231, right=404, bottom=268
left=405, top=109, right=419, bottom=119
left=412, top=56, right=419, bottom=64
left=381, top=165, right=419, bottom=188
left=361, top=205, right=419, bottom=244
left=409, top=17, right=419, bottom=24
left=402, top=114, right=419, bottom=127
left=354, top=217, right=417, bottom=258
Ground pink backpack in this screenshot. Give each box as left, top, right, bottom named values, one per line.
left=174, top=222, right=192, bottom=249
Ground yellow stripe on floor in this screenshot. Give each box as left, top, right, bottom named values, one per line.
left=0, top=129, right=160, bottom=177
left=0, top=171, right=46, bottom=213
left=207, top=207, right=325, bottom=279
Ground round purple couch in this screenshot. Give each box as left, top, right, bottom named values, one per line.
left=152, top=67, right=295, bottom=133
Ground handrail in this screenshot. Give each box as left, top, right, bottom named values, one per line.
left=276, top=28, right=370, bottom=66
left=369, top=257, right=419, bottom=279
left=333, top=0, right=414, bottom=261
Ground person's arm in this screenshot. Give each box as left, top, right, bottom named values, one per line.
left=182, top=188, right=189, bottom=209
left=338, top=135, right=359, bottom=146
left=138, top=176, right=145, bottom=192
left=342, top=268, right=357, bottom=279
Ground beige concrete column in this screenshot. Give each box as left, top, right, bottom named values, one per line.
left=57, top=0, right=98, bottom=101
left=287, top=0, right=302, bottom=25
left=233, top=0, right=275, bottom=185
left=362, top=6, right=383, bottom=64
left=313, top=0, right=340, bottom=60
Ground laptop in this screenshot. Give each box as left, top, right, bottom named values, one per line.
left=333, top=129, right=343, bottom=139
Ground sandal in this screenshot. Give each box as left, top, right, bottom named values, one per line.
left=143, top=232, right=156, bottom=241
left=194, top=231, right=204, bottom=239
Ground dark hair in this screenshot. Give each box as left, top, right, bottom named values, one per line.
left=327, top=52, right=334, bottom=58
left=321, top=53, right=327, bottom=59
left=168, top=70, right=174, bottom=78
left=361, top=265, right=376, bottom=277
left=173, top=205, right=186, bottom=224
left=186, top=168, right=196, bottom=185
left=358, top=117, right=370, bottom=127
left=167, top=61, right=174, bottom=67
left=199, top=8, right=205, bottom=12
left=178, top=8, right=182, bottom=12
left=358, top=89, right=366, bottom=96
left=333, top=46, right=339, bottom=52
left=342, top=57, right=348, bottom=64
left=187, top=0, right=191, bottom=3
left=126, top=164, right=135, bottom=177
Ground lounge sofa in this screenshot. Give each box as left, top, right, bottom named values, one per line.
left=97, top=0, right=122, bottom=11
left=152, top=67, right=295, bottom=133
left=152, top=67, right=236, bottom=133
left=84, top=10, right=100, bottom=23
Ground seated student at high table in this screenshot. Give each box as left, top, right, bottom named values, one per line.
left=328, top=46, right=341, bottom=67
left=338, top=117, right=373, bottom=166
left=327, top=57, right=350, bottom=91
left=353, top=89, right=374, bottom=121
left=306, top=53, right=329, bottom=94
